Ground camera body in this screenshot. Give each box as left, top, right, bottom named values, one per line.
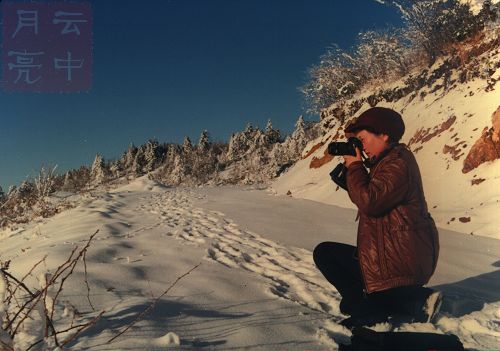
left=327, top=137, right=363, bottom=156
left=328, top=137, right=364, bottom=191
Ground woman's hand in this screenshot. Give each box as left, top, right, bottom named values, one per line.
left=343, top=147, right=362, bottom=168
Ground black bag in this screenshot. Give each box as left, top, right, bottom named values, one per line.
left=339, top=327, right=465, bottom=351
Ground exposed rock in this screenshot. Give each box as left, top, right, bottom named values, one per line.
left=367, top=94, right=382, bottom=107
left=443, top=141, right=466, bottom=160
left=408, top=116, right=456, bottom=147
left=462, top=106, right=500, bottom=173
left=310, top=150, right=334, bottom=169
left=459, top=217, right=471, bottom=223
left=302, top=142, right=324, bottom=159
left=413, top=146, right=423, bottom=153
left=493, top=106, right=500, bottom=142
left=471, top=178, right=486, bottom=185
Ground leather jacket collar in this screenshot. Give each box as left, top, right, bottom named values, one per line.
left=364, top=142, right=400, bottom=168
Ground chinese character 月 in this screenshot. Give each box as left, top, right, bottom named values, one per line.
left=12, top=10, right=38, bottom=38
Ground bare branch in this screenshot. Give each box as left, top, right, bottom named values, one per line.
left=25, top=311, right=105, bottom=351
left=12, top=256, right=46, bottom=297
left=83, top=249, right=95, bottom=311
left=0, top=339, right=14, bottom=351
left=50, top=230, right=99, bottom=321
left=6, top=231, right=98, bottom=337
left=60, top=311, right=105, bottom=348
left=1, top=230, right=103, bottom=351
left=0, top=268, right=37, bottom=298
left=107, top=263, right=201, bottom=343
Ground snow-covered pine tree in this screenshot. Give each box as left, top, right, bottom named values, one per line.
left=132, top=147, right=146, bottom=177
left=90, top=154, right=107, bottom=186
left=268, top=142, right=294, bottom=177
left=281, top=116, right=319, bottom=161
left=226, top=123, right=278, bottom=183
left=121, top=143, right=138, bottom=175
left=198, top=130, right=211, bottom=152
left=180, top=137, right=194, bottom=180
left=61, top=171, right=73, bottom=191
left=182, top=136, right=193, bottom=153
left=71, top=166, right=91, bottom=191
left=109, top=160, right=123, bottom=180
left=156, top=144, right=178, bottom=181
left=293, top=116, right=307, bottom=141
left=227, top=123, right=259, bottom=161
left=144, top=139, right=160, bottom=173
left=170, top=154, right=187, bottom=184
left=15, top=181, right=36, bottom=208
left=7, top=185, right=17, bottom=198
left=0, top=186, right=5, bottom=204
left=246, top=130, right=270, bottom=183
left=265, top=119, right=282, bottom=144
left=227, top=133, right=242, bottom=161
left=191, top=130, right=217, bottom=183
left=244, top=122, right=254, bottom=134
left=164, top=144, right=179, bottom=169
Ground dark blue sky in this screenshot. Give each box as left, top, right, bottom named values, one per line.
left=0, top=0, right=403, bottom=190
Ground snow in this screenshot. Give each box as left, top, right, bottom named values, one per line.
left=273, top=59, right=500, bottom=239
left=0, top=177, right=498, bottom=349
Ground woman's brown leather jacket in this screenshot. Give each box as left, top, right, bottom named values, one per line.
left=346, top=144, right=439, bottom=294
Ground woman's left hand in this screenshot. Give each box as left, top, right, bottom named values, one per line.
left=343, top=147, right=362, bottom=168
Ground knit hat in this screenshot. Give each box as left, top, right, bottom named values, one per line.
left=345, top=107, right=405, bottom=142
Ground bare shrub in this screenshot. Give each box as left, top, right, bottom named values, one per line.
left=301, top=45, right=363, bottom=114
left=392, top=0, right=482, bottom=65
left=0, top=231, right=100, bottom=350
left=302, top=0, right=486, bottom=119
left=0, top=226, right=202, bottom=350
left=34, top=165, right=58, bottom=201
left=355, top=28, right=416, bottom=85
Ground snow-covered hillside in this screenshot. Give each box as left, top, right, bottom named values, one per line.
left=0, top=178, right=499, bottom=350
left=272, top=42, right=500, bottom=239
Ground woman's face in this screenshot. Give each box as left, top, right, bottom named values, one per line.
left=355, top=129, right=390, bottom=159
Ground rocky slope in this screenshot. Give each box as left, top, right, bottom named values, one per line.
left=272, top=30, right=500, bottom=239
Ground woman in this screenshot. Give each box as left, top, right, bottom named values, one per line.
left=314, top=107, right=441, bottom=328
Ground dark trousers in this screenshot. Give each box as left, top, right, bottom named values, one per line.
left=313, top=242, right=429, bottom=317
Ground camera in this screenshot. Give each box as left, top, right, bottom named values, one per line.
left=328, top=137, right=364, bottom=191
left=327, top=137, right=363, bottom=156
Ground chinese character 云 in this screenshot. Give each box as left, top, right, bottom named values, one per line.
left=7, top=50, right=44, bottom=84
left=53, top=11, right=88, bottom=35
left=12, top=10, right=38, bottom=38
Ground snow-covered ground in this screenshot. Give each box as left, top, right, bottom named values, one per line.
left=1, top=178, right=499, bottom=350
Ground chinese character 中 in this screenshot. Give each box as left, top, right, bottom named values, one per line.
left=54, top=51, right=84, bottom=81
left=12, top=10, right=38, bottom=38
left=53, top=11, right=88, bottom=35
left=7, top=50, right=44, bottom=84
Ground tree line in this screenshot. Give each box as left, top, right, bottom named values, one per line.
left=0, top=117, right=319, bottom=228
